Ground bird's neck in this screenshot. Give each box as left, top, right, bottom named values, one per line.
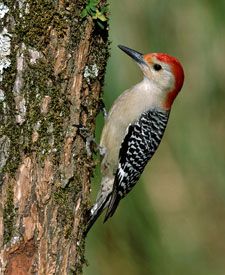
left=133, top=77, right=169, bottom=112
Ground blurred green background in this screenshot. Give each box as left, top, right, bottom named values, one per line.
left=84, top=0, right=225, bottom=274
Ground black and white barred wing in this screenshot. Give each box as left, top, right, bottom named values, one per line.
left=104, top=110, right=169, bottom=222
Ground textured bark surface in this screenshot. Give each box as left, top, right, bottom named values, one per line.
left=0, top=0, right=109, bottom=274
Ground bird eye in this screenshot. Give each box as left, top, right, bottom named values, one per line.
left=153, top=64, right=162, bottom=71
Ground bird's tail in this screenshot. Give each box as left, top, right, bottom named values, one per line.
left=104, top=191, right=121, bottom=223
left=84, top=192, right=111, bottom=237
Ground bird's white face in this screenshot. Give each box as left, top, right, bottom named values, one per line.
left=118, top=45, right=184, bottom=109
left=142, top=55, right=176, bottom=94
left=143, top=52, right=184, bottom=109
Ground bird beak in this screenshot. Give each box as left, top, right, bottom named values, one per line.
left=118, top=45, right=146, bottom=66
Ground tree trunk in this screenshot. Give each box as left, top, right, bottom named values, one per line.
left=0, top=0, right=109, bottom=274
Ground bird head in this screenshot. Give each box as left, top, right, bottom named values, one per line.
left=118, top=45, right=184, bottom=110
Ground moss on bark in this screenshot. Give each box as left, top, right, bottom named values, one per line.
left=0, top=0, right=109, bottom=273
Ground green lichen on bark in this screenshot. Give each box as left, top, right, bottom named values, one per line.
left=3, top=184, right=16, bottom=244
left=15, top=0, right=69, bottom=51
left=76, top=238, right=87, bottom=271
left=1, top=0, right=109, bottom=271
left=54, top=182, right=82, bottom=238
left=0, top=43, right=20, bottom=174
left=1, top=0, right=72, bottom=174
left=21, top=59, right=70, bottom=162
left=1, top=0, right=109, bottom=174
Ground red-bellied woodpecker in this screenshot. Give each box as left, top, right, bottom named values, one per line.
left=85, top=45, right=184, bottom=235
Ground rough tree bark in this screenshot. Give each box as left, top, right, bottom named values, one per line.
left=0, top=0, right=109, bottom=274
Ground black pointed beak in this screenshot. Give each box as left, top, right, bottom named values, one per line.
left=118, top=45, right=145, bottom=65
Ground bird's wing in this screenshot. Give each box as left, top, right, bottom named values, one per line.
left=104, top=109, right=169, bottom=222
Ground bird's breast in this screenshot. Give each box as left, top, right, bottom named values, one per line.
left=100, top=84, right=164, bottom=174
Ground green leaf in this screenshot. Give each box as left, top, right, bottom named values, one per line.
left=101, top=5, right=109, bottom=14
left=89, top=0, right=99, bottom=7
left=93, top=9, right=107, bottom=21
left=81, top=9, right=88, bottom=18
left=90, top=6, right=97, bottom=12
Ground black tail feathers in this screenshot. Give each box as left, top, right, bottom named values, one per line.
left=83, top=194, right=110, bottom=237
left=84, top=192, right=121, bottom=237
left=103, top=192, right=121, bottom=223
left=84, top=207, right=103, bottom=237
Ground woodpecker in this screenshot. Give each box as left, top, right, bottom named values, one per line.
left=85, top=45, right=184, bottom=235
